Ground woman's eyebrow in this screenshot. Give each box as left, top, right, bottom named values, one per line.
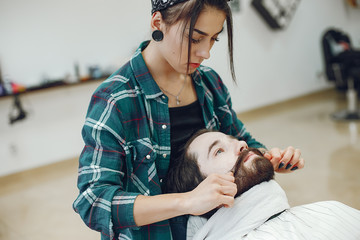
left=194, top=27, right=224, bottom=36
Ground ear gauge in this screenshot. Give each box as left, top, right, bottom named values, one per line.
left=152, top=30, right=164, bottom=42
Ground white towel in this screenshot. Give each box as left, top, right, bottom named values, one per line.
left=242, top=201, right=360, bottom=240
left=188, top=180, right=290, bottom=240
left=187, top=180, right=360, bottom=240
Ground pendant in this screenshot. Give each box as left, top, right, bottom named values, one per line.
left=176, top=96, right=180, bottom=105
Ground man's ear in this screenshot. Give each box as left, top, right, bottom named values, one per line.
left=150, top=11, right=164, bottom=32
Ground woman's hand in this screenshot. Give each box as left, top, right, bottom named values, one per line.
left=263, top=147, right=305, bottom=173
left=183, top=172, right=237, bottom=216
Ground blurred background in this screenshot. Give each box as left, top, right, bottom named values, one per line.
left=0, top=0, right=359, bottom=239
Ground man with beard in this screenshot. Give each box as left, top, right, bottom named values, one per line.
left=165, top=129, right=360, bottom=240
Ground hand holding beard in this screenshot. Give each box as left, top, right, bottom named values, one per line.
left=264, top=147, right=304, bottom=173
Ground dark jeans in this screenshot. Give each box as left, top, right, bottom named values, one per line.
left=169, top=215, right=189, bottom=240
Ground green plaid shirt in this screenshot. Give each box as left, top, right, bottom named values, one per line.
left=73, top=41, right=265, bottom=240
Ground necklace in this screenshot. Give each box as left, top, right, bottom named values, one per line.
left=159, top=77, right=187, bottom=105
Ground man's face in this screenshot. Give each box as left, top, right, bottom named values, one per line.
left=188, top=131, right=274, bottom=196
left=188, top=131, right=255, bottom=176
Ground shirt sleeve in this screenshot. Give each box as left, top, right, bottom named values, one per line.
left=73, top=90, right=140, bottom=238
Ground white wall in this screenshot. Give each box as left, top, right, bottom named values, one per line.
left=0, top=82, right=100, bottom=176
left=0, top=0, right=151, bottom=86
left=1, top=0, right=360, bottom=176
left=206, top=0, right=360, bottom=112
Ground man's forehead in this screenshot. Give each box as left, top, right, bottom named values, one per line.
left=192, top=132, right=220, bottom=144
left=189, top=132, right=235, bottom=150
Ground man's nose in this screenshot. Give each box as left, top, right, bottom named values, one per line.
left=235, top=140, right=248, bottom=155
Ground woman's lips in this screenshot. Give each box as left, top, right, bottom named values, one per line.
left=189, top=63, right=200, bottom=68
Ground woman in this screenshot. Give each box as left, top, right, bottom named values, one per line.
left=73, top=0, right=305, bottom=239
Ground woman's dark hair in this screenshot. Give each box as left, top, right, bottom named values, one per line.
left=160, top=0, right=236, bottom=82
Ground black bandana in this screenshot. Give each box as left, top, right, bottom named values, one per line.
left=151, top=0, right=190, bottom=14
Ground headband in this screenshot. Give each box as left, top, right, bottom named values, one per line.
left=151, top=0, right=190, bottom=14
left=151, top=0, right=232, bottom=14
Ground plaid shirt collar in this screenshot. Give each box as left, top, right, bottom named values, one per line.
left=130, top=41, right=163, bottom=100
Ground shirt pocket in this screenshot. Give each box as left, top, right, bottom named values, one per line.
left=127, top=139, right=159, bottom=195
left=129, top=139, right=157, bottom=164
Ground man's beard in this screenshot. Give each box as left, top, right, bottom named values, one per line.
left=231, top=148, right=274, bottom=198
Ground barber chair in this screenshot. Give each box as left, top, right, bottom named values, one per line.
left=321, top=28, right=360, bottom=120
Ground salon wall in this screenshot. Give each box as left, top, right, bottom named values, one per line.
left=0, top=0, right=152, bottom=176
left=0, top=0, right=151, bottom=86
left=207, top=0, right=360, bottom=113
left=0, top=0, right=359, bottom=176
left=0, top=82, right=101, bottom=177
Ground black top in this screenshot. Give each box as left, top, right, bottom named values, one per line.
left=167, top=100, right=205, bottom=240
left=169, top=100, right=205, bottom=165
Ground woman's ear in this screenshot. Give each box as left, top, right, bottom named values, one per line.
left=150, top=11, right=164, bottom=32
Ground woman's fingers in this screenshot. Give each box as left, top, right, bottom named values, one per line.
left=267, top=147, right=305, bottom=172
left=219, top=195, right=235, bottom=208
left=219, top=184, right=237, bottom=196
left=207, top=173, right=237, bottom=196
left=286, top=148, right=301, bottom=170
left=187, top=173, right=237, bottom=215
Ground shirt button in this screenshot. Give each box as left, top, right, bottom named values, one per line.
left=163, top=154, right=167, bottom=158
left=160, top=179, right=163, bottom=183
left=162, top=96, right=166, bottom=99
left=146, top=155, right=151, bottom=160
left=162, top=125, right=167, bottom=129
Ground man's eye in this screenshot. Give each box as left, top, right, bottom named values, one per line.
left=215, top=149, right=224, bottom=156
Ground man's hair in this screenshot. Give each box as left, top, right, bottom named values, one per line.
left=165, top=129, right=211, bottom=194
left=165, top=130, right=219, bottom=218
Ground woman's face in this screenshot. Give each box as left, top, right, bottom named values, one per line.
left=160, top=6, right=226, bottom=74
